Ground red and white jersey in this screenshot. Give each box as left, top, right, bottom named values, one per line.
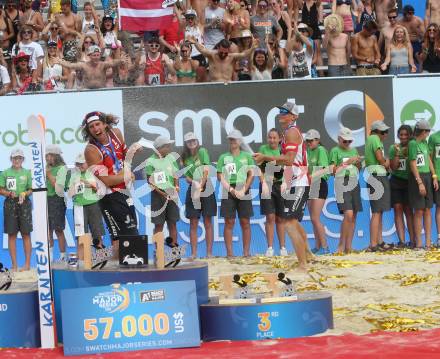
left=90, top=129, right=127, bottom=192
left=281, top=122, right=310, bottom=187
left=144, top=53, right=165, bottom=86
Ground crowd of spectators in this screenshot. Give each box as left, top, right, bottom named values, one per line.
left=0, top=0, right=436, bottom=94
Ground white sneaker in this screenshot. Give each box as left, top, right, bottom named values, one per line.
left=280, top=247, right=288, bottom=256
left=265, top=247, right=274, bottom=257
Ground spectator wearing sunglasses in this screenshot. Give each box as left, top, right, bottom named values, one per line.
left=399, top=5, right=424, bottom=69
left=378, top=8, right=399, bottom=55
left=11, top=24, right=43, bottom=82
left=374, top=0, right=397, bottom=31
left=417, top=23, right=440, bottom=73
left=365, top=121, right=392, bottom=252
left=20, top=0, right=44, bottom=38
left=250, top=0, right=281, bottom=48
left=329, top=127, right=363, bottom=254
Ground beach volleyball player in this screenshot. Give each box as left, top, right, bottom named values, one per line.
left=82, top=111, right=139, bottom=256
left=254, top=100, right=310, bottom=270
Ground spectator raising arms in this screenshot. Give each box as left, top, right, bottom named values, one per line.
left=189, top=37, right=258, bottom=82
left=381, top=25, right=417, bottom=74
left=285, top=22, right=314, bottom=79
left=323, top=14, right=351, bottom=77
left=174, top=41, right=199, bottom=84
left=250, top=45, right=274, bottom=80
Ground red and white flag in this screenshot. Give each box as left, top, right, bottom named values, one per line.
left=118, top=0, right=173, bottom=32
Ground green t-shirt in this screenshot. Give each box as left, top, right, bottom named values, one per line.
left=258, top=144, right=282, bottom=182
left=389, top=144, right=409, bottom=180
left=365, top=134, right=386, bottom=175
left=0, top=167, right=32, bottom=196
left=145, top=153, right=179, bottom=190
left=217, top=151, right=254, bottom=185
left=329, top=146, right=360, bottom=177
left=307, top=145, right=329, bottom=181
left=47, top=165, right=69, bottom=197
left=428, top=131, right=440, bottom=177
left=70, top=170, right=100, bottom=206
left=183, top=147, right=210, bottom=180
left=408, top=139, right=430, bottom=174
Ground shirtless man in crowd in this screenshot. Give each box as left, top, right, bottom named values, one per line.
left=399, top=5, right=424, bottom=66
left=52, top=0, right=83, bottom=63
left=323, top=15, right=351, bottom=77
left=378, top=8, right=399, bottom=54
left=351, top=20, right=381, bottom=76
left=425, top=0, right=440, bottom=28
left=374, top=0, right=397, bottom=30
left=189, top=38, right=258, bottom=82
left=56, top=46, right=127, bottom=89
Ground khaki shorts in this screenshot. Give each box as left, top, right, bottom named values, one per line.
left=356, top=67, right=381, bottom=76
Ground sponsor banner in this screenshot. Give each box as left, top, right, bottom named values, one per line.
left=0, top=90, right=124, bottom=165
left=61, top=281, right=200, bottom=355
left=122, top=77, right=394, bottom=163
left=392, top=77, right=439, bottom=137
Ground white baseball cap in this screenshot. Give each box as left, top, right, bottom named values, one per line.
left=227, top=129, right=243, bottom=140
left=75, top=153, right=86, bottom=164
left=370, top=120, right=390, bottom=132
left=46, top=144, right=63, bottom=155
left=305, top=129, right=320, bottom=140
left=184, top=132, right=198, bottom=142
left=153, top=136, right=174, bottom=149
left=339, top=127, right=354, bottom=141
left=10, top=148, right=24, bottom=158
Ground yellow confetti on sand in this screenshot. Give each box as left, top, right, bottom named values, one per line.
left=383, top=273, right=434, bottom=286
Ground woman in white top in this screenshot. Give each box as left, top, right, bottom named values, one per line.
left=285, top=23, right=314, bottom=79
left=380, top=25, right=416, bottom=75
left=42, top=41, right=68, bottom=91
left=100, top=15, right=120, bottom=59
left=81, top=2, right=100, bottom=41
left=250, top=45, right=274, bottom=80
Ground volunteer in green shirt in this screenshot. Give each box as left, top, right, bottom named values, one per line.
left=305, top=129, right=330, bottom=255
left=429, top=126, right=440, bottom=247
left=365, top=120, right=392, bottom=251
left=389, top=125, right=414, bottom=248
left=67, top=153, right=105, bottom=260
left=181, top=132, right=217, bottom=259
left=217, top=129, right=254, bottom=257
left=46, top=144, right=68, bottom=261
left=257, top=128, right=287, bottom=257
left=409, top=119, right=438, bottom=249
left=145, top=136, right=180, bottom=246
left=0, top=148, right=32, bottom=271
left=329, top=127, right=362, bottom=254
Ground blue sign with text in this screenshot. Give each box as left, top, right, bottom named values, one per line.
left=60, top=280, right=200, bottom=356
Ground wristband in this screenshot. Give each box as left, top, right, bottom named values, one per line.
left=433, top=174, right=438, bottom=179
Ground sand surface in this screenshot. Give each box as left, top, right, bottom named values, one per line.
left=203, top=249, right=440, bottom=335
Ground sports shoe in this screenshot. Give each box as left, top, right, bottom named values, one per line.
left=265, top=247, right=274, bottom=257
left=311, top=247, right=319, bottom=254
left=280, top=247, right=288, bottom=256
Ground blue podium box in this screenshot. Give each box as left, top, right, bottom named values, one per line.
left=0, top=285, right=41, bottom=348
left=200, top=292, right=333, bottom=341
left=52, top=261, right=209, bottom=343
